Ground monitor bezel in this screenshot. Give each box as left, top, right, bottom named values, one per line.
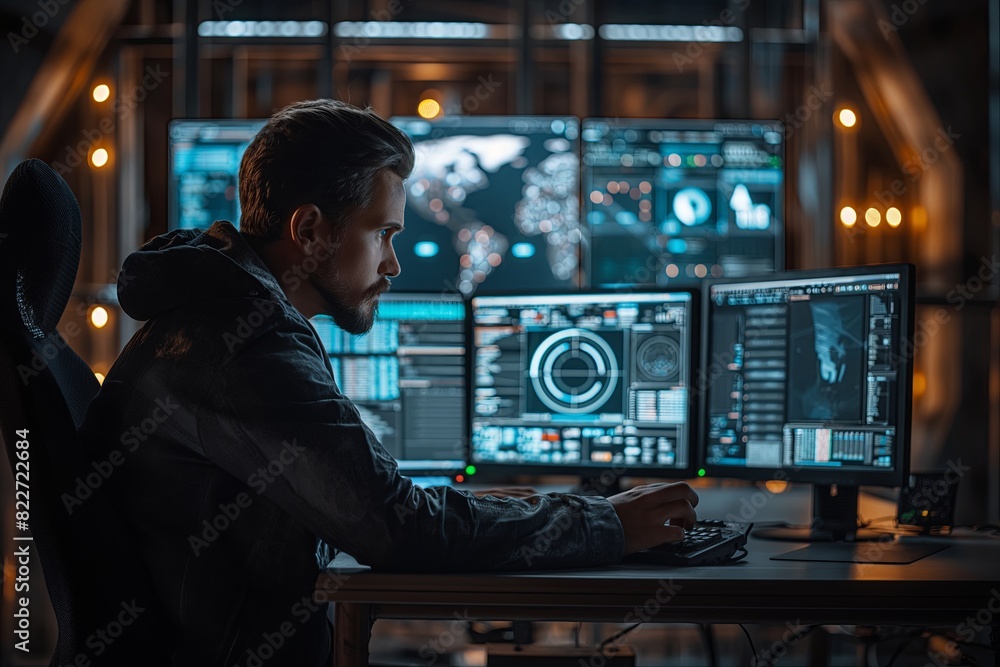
left=466, top=287, right=700, bottom=480
left=580, top=117, right=786, bottom=288
left=698, top=263, right=915, bottom=488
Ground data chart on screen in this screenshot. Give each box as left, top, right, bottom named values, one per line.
left=168, top=120, right=265, bottom=230
left=702, top=268, right=913, bottom=485
left=391, top=116, right=582, bottom=295
left=583, top=119, right=784, bottom=287
left=471, top=291, right=695, bottom=474
left=312, top=293, right=467, bottom=474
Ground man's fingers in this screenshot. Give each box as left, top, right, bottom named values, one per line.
left=648, top=482, right=699, bottom=506
left=649, top=524, right=686, bottom=545
left=637, top=482, right=699, bottom=509
left=662, top=500, right=697, bottom=530
left=606, top=483, right=703, bottom=555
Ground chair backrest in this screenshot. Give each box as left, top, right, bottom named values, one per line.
left=0, top=159, right=164, bottom=664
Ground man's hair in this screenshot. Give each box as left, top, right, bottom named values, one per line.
left=238, top=99, right=414, bottom=241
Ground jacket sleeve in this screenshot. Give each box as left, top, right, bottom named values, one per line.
left=197, top=321, right=625, bottom=572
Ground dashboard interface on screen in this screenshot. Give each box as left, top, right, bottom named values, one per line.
left=391, top=116, right=582, bottom=295
left=471, top=292, right=694, bottom=473
left=312, top=293, right=466, bottom=474
left=168, top=120, right=265, bottom=230
left=703, top=269, right=911, bottom=481
left=583, top=119, right=783, bottom=287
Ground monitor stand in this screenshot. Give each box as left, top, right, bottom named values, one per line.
left=754, top=484, right=885, bottom=542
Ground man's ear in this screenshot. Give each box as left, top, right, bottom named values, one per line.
left=287, top=204, right=325, bottom=254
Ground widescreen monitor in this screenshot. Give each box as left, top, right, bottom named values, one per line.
left=312, top=292, right=467, bottom=476
left=582, top=118, right=784, bottom=287
left=470, top=290, right=697, bottom=480
left=390, top=116, right=582, bottom=295
left=701, top=265, right=915, bottom=539
left=168, top=119, right=265, bottom=230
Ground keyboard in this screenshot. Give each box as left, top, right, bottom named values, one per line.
left=625, top=520, right=753, bottom=566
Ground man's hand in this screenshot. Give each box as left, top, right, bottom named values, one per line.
left=607, top=482, right=699, bottom=555
left=471, top=486, right=539, bottom=499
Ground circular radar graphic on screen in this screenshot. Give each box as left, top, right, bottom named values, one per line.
left=672, top=187, right=713, bottom=226
left=636, top=335, right=681, bottom=382
left=529, top=328, right=620, bottom=414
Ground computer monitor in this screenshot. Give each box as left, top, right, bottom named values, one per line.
left=390, top=116, right=582, bottom=296
left=168, top=119, right=265, bottom=230
left=311, top=292, right=467, bottom=478
left=470, top=290, right=697, bottom=484
left=701, top=265, right=915, bottom=540
left=582, top=118, right=784, bottom=287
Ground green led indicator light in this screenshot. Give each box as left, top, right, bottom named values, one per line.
left=698, top=468, right=706, bottom=477
left=465, top=465, right=477, bottom=476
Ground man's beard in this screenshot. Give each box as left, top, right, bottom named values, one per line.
left=310, top=274, right=390, bottom=335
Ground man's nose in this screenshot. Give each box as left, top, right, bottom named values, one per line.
left=382, top=244, right=401, bottom=278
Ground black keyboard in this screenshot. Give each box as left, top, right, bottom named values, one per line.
left=625, top=520, right=753, bottom=566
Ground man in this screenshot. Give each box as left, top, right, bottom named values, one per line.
left=81, top=99, right=698, bottom=666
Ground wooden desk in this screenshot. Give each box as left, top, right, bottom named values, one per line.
left=318, top=533, right=1000, bottom=666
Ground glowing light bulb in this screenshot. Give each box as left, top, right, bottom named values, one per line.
left=91, top=148, right=109, bottom=168
left=89, top=305, right=109, bottom=328
left=865, top=208, right=881, bottom=227
left=417, top=98, right=441, bottom=119
left=886, top=207, right=902, bottom=227
left=840, top=206, right=857, bottom=228
left=837, top=108, right=857, bottom=128
left=765, top=480, right=788, bottom=493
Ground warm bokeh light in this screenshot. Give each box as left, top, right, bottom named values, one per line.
left=886, top=207, right=902, bottom=227
left=92, top=84, right=110, bottom=102
left=91, top=148, right=109, bottom=168
left=837, top=108, right=857, bottom=128
left=764, top=480, right=789, bottom=494
left=865, top=207, right=881, bottom=227
left=417, top=98, right=441, bottom=119
left=94, top=372, right=106, bottom=385
left=839, top=206, right=857, bottom=228
left=89, top=305, right=109, bottom=329
left=911, top=205, right=928, bottom=231
left=913, top=371, right=926, bottom=398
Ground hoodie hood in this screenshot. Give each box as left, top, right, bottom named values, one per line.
left=118, top=221, right=287, bottom=321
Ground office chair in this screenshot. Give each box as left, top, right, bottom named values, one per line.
left=0, top=159, right=165, bottom=665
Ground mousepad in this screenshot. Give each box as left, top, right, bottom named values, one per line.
left=770, top=542, right=950, bottom=564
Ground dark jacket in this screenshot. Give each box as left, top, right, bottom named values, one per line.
left=80, top=220, right=625, bottom=666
